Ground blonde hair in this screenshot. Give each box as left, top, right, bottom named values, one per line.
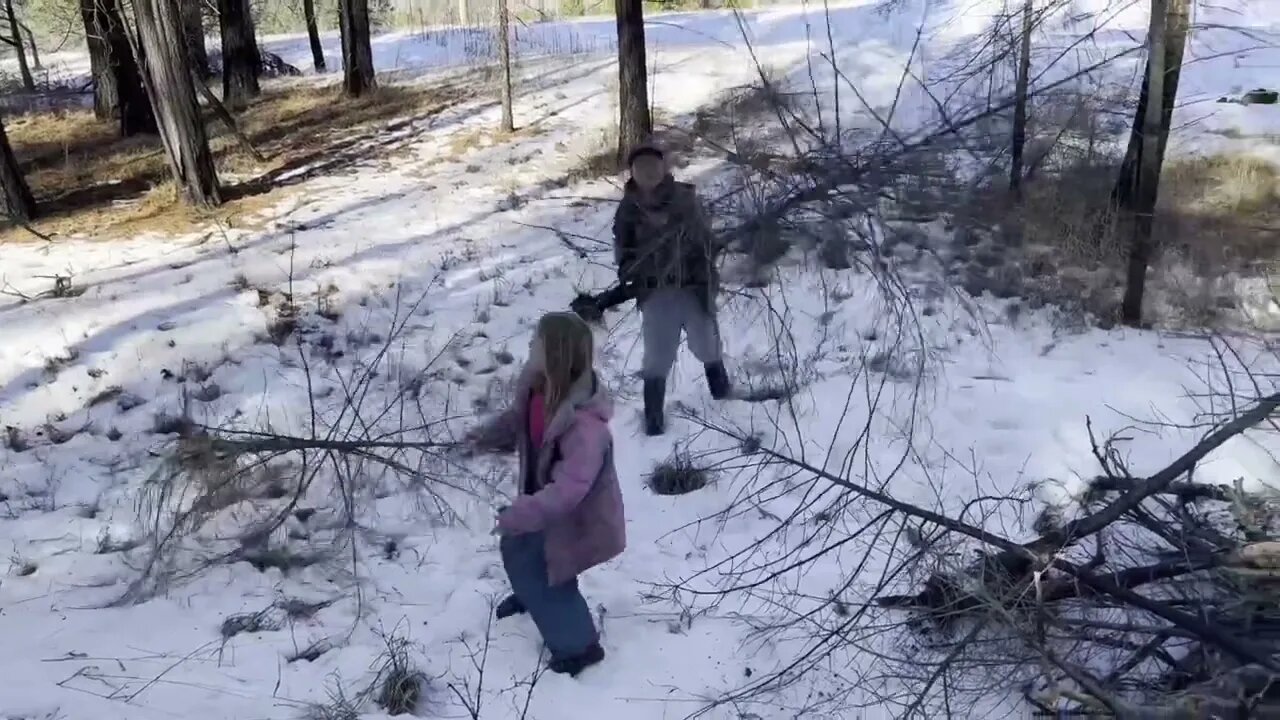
left=534, top=312, right=594, bottom=413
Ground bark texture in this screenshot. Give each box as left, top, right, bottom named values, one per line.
left=132, top=0, right=222, bottom=207
left=218, top=0, right=261, bottom=110
left=0, top=117, right=36, bottom=222
left=615, top=0, right=652, bottom=164
left=338, top=0, right=376, bottom=97
left=303, top=0, right=326, bottom=72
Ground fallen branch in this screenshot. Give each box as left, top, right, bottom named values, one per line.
left=691, top=397, right=1280, bottom=670
left=513, top=221, right=605, bottom=259
left=191, top=73, right=267, bottom=162
left=1086, top=476, right=1234, bottom=503
left=1027, top=391, right=1280, bottom=554
left=195, top=426, right=464, bottom=455
left=2, top=211, right=55, bottom=242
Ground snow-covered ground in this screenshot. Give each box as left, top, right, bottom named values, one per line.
left=2, top=2, right=1279, bottom=719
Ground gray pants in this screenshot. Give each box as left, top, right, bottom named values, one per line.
left=641, top=287, right=722, bottom=380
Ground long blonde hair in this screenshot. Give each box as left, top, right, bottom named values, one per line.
left=533, top=312, right=594, bottom=413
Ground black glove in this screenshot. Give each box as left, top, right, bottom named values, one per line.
left=570, top=293, right=604, bottom=322
left=617, top=260, right=639, bottom=287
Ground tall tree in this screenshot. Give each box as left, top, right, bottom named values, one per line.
left=615, top=0, right=651, bottom=163
left=497, top=0, right=513, bottom=132
left=132, top=0, right=222, bottom=207
left=0, top=116, right=36, bottom=222
left=1009, top=0, right=1034, bottom=198
left=83, top=2, right=111, bottom=119
left=303, top=0, right=326, bottom=72
left=181, top=0, right=210, bottom=78
left=1119, top=0, right=1189, bottom=326
left=80, top=0, right=157, bottom=136
left=4, top=0, right=34, bottom=91
left=218, top=0, right=260, bottom=110
left=1111, top=0, right=1189, bottom=212
left=82, top=0, right=115, bottom=120
left=338, top=0, right=375, bottom=97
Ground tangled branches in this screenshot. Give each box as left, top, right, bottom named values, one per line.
left=669, top=376, right=1279, bottom=717
left=118, top=285, right=489, bottom=605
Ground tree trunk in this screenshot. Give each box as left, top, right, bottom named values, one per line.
left=615, top=0, right=651, bottom=164
left=218, top=0, right=261, bottom=111
left=497, top=0, right=514, bottom=132
left=82, top=0, right=117, bottom=120
left=243, top=0, right=261, bottom=75
left=131, top=0, right=222, bottom=207
left=303, top=0, right=326, bottom=72
left=21, top=22, right=40, bottom=71
left=182, top=0, right=210, bottom=78
left=1111, top=0, right=1189, bottom=212
left=1009, top=0, right=1033, bottom=198
left=0, top=117, right=36, bottom=222
left=81, top=0, right=157, bottom=136
left=1112, top=75, right=1149, bottom=212
left=338, top=0, right=376, bottom=98
left=1151, top=0, right=1188, bottom=178
left=5, top=0, right=34, bottom=91
left=1120, top=0, right=1187, bottom=326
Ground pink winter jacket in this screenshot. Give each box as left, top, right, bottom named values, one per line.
left=487, top=365, right=627, bottom=585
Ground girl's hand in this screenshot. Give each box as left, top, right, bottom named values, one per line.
left=467, top=421, right=517, bottom=454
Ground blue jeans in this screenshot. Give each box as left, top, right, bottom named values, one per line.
left=500, top=532, right=598, bottom=660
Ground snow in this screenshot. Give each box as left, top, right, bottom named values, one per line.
left=2, top=3, right=1279, bottom=719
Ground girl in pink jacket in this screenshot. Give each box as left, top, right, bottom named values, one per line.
left=471, top=312, right=626, bottom=676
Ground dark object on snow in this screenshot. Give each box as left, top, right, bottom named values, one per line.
left=548, top=642, right=605, bottom=677
left=647, top=455, right=712, bottom=496
left=495, top=594, right=526, bottom=619
left=643, top=377, right=666, bottom=436
left=570, top=282, right=637, bottom=323
left=261, top=51, right=302, bottom=78
left=1243, top=88, right=1278, bottom=105
left=705, top=361, right=731, bottom=400
left=207, top=50, right=302, bottom=79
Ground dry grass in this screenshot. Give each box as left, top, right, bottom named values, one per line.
left=554, top=119, right=697, bottom=185
left=991, top=148, right=1280, bottom=326
left=691, top=63, right=794, bottom=148
left=4, top=81, right=468, bottom=242
left=647, top=452, right=713, bottom=496
left=1011, top=151, right=1280, bottom=271
left=1158, top=153, right=1280, bottom=271
left=560, top=125, right=620, bottom=182
left=1014, top=159, right=1125, bottom=268
left=444, top=126, right=523, bottom=158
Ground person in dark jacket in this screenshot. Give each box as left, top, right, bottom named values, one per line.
left=613, top=142, right=731, bottom=436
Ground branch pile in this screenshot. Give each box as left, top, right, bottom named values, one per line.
left=875, top=392, right=1280, bottom=716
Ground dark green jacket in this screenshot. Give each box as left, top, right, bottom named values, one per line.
left=612, top=177, right=718, bottom=301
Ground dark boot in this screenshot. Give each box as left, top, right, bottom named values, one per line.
left=495, top=594, right=526, bottom=620
left=548, top=642, right=606, bottom=677
left=705, top=361, right=731, bottom=400
left=643, top=377, right=666, bottom=436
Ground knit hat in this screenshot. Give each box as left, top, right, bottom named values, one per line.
left=626, top=141, right=665, bottom=167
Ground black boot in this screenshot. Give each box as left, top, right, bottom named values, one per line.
left=705, top=361, right=731, bottom=400
left=643, top=377, right=666, bottom=436
left=549, top=642, right=606, bottom=677
left=495, top=594, right=526, bottom=620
